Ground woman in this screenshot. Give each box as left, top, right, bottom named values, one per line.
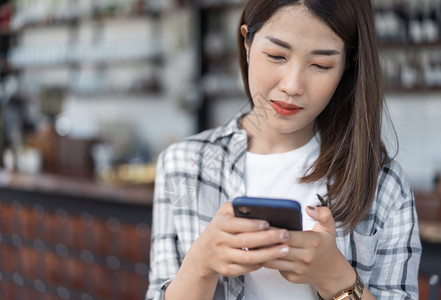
left=147, top=0, right=421, bottom=299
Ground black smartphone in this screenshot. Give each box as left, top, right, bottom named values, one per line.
left=232, top=196, right=303, bottom=231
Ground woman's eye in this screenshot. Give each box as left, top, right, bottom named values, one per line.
left=313, top=64, right=332, bottom=70
left=266, top=54, right=285, bottom=61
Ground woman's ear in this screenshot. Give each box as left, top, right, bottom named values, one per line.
left=240, top=25, right=250, bottom=64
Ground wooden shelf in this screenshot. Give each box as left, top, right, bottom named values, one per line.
left=0, top=169, right=154, bottom=206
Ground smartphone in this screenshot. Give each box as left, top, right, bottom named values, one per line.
left=232, top=196, right=303, bottom=231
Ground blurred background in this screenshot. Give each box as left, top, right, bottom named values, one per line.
left=0, top=0, right=440, bottom=299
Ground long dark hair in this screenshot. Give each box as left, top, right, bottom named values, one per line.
left=238, top=0, right=389, bottom=232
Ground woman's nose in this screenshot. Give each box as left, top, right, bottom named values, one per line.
left=278, top=65, right=305, bottom=96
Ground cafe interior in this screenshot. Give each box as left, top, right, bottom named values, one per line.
left=0, top=0, right=441, bottom=299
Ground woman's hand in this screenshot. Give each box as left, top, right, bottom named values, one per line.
left=165, top=201, right=291, bottom=300
left=188, top=202, right=292, bottom=280
left=261, top=206, right=356, bottom=299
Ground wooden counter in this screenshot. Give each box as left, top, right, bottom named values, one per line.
left=0, top=170, right=154, bottom=300
left=0, top=170, right=154, bottom=206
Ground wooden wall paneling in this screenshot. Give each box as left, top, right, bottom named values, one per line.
left=21, top=246, right=39, bottom=279
left=137, top=222, right=151, bottom=264
left=80, top=212, right=95, bottom=251
left=32, top=203, right=46, bottom=237
left=1, top=243, right=15, bottom=274
left=22, top=286, right=40, bottom=299
left=79, top=248, right=96, bottom=296
left=55, top=207, right=69, bottom=245
left=107, top=216, right=122, bottom=256
left=44, top=212, right=60, bottom=247
left=0, top=203, right=14, bottom=235
left=0, top=187, right=153, bottom=299
left=92, top=262, right=112, bottom=300
left=67, top=214, right=85, bottom=251
left=66, top=256, right=87, bottom=292
left=0, top=281, right=15, bottom=300
left=21, top=206, right=37, bottom=240
left=93, top=217, right=111, bottom=258
left=136, top=269, right=149, bottom=300
left=120, top=269, right=140, bottom=300
left=120, top=222, right=138, bottom=262
left=44, top=250, right=62, bottom=287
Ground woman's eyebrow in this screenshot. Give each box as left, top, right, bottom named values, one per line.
left=266, top=36, right=292, bottom=49
left=266, top=36, right=341, bottom=56
left=311, top=49, right=341, bottom=56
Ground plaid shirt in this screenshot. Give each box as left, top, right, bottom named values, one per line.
left=146, top=112, right=421, bottom=300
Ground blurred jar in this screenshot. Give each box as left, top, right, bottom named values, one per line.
left=3, top=148, right=15, bottom=171
left=90, top=143, right=115, bottom=182
left=16, top=147, right=42, bottom=175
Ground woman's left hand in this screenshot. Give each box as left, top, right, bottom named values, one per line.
left=261, top=206, right=356, bottom=299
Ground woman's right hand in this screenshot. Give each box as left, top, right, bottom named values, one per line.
left=188, top=202, right=292, bottom=280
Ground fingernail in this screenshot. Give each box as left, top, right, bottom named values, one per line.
left=280, top=230, right=289, bottom=240
left=260, top=221, right=269, bottom=230
left=280, top=246, right=289, bottom=255
left=307, top=206, right=316, bottom=212
left=307, top=206, right=318, bottom=216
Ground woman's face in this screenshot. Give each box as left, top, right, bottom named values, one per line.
left=242, top=5, right=346, bottom=143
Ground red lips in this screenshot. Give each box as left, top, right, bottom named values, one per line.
left=271, top=100, right=302, bottom=116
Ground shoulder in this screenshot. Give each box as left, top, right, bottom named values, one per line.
left=376, top=159, right=413, bottom=210
left=163, top=128, right=218, bottom=155
left=157, top=127, right=220, bottom=171
left=368, top=159, right=415, bottom=230
left=157, top=112, right=247, bottom=172
left=378, top=159, right=410, bottom=191
left=353, top=159, right=415, bottom=235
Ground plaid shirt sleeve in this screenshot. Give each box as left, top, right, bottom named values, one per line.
left=350, top=160, right=422, bottom=299
left=144, top=114, right=249, bottom=300
left=145, top=151, right=179, bottom=300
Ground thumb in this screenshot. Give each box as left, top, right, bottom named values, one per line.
left=306, top=206, right=335, bottom=235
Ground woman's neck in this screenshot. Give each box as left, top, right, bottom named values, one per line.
left=240, top=113, right=315, bottom=154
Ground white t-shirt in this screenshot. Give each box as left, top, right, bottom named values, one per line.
left=244, top=134, right=326, bottom=300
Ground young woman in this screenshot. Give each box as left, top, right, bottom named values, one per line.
left=146, top=0, right=421, bottom=299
